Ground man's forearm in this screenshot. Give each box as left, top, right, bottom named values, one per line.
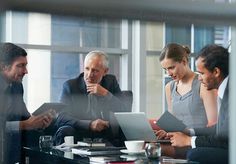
left=19, top=120, right=30, bottom=130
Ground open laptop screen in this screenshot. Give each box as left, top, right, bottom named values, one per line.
left=114, top=112, right=157, bottom=142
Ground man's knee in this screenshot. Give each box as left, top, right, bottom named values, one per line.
left=53, top=126, right=76, bottom=145
left=58, top=126, right=76, bottom=135
left=187, top=148, right=201, bottom=162
left=187, top=147, right=228, bottom=164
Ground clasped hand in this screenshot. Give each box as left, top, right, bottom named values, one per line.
left=86, top=83, right=108, bottom=96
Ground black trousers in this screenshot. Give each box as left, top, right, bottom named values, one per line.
left=187, top=147, right=228, bottom=164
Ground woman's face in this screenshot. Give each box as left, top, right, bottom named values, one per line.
left=160, top=58, right=187, bottom=81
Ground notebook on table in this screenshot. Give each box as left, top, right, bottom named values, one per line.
left=114, top=112, right=170, bottom=143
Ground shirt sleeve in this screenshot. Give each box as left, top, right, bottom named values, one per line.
left=191, top=136, right=197, bottom=148
left=189, top=128, right=195, bottom=136
left=103, top=91, right=113, bottom=100
left=6, top=121, right=20, bottom=132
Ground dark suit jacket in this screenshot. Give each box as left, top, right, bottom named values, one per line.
left=0, top=74, right=32, bottom=163
left=57, top=73, right=130, bottom=131
left=195, top=82, right=229, bottom=149
left=6, top=83, right=31, bottom=122
left=0, top=74, right=30, bottom=122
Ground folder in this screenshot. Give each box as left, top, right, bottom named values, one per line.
left=32, top=102, right=66, bottom=116
left=155, top=111, right=187, bottom=132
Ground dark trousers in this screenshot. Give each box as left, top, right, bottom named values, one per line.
left=187, top=147, right=228, bottom=164
left=5, top=124, right=57, bottom=164
left=5, top=130, right=42, bottom=164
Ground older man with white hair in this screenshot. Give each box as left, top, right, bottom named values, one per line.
left=54, top=50, right=131, bottom=145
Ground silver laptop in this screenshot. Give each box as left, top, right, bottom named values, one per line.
left=114, top=112, right=158, bottom=142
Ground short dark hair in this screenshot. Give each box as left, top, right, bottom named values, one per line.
left=196, top=44, right=229, bottom=78
left=0, top=42, right=27, bottom=65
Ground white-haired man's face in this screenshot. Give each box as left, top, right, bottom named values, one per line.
left=83, top=56, right=108, bottom=85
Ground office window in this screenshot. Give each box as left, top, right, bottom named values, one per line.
left=0, top=13, right=5, bottom=41
left=214, top=26, right=229, bottom=47
left=146, top=55, right=163, bottom=118
left=25, top=49, right=51, bottom=111
left=51, top=52, right=82, bottom=102
left=165, top=23, right=191, bottom=46
left=2, top=11, right=124, bottom=113
left=51, top=15, right=122, bottom=102
left=194, top=25, right=214, bottom=53
left=51, top=16, right=81, bottom=47
left=166, top=23, right=229, bottom=54
left=81, top=19, right=121, bottom=48
left=11, top=12, right=28, bottom=44
left=52, top=15, right=121, bottom=48
left=146, top=22, right=164, bottom=118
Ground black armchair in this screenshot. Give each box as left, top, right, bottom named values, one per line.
left=119, top=90, right=133, bottom=112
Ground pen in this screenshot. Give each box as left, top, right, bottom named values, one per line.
left=100, top=111, right=104, bottom=119
left=162, top=158, right=189, bottom=163
left=107, top=161, right=135, bottom=164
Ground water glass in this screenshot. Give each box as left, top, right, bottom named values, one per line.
left=64, top=136, right=74, bottom=145
left=39, top=135, right=53, bottom=150
left=145, top=142, right=161, bottom=159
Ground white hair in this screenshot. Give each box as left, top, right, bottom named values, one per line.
left=85, top=50, right=109, bottom=68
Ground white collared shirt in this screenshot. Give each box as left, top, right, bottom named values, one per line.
left=218, top=76, right=228, bottom=99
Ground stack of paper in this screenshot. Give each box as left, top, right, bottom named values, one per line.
left=77, top=141, right=106, bottom=147
left=162, top=158, right=189, bottom=163
left=72, top=146, right=124, bottom=156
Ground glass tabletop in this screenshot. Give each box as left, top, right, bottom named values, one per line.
left=22, top=146, right=198, bottom=164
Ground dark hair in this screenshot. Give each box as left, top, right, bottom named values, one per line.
left=0, top=42, right=27, bottom=65
left=159, top=43, right=191, bottom=62
left=196, top=44, right=229, bottom=78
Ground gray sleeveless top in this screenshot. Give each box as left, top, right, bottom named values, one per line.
left=170, top=74, right=208, bottom=128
